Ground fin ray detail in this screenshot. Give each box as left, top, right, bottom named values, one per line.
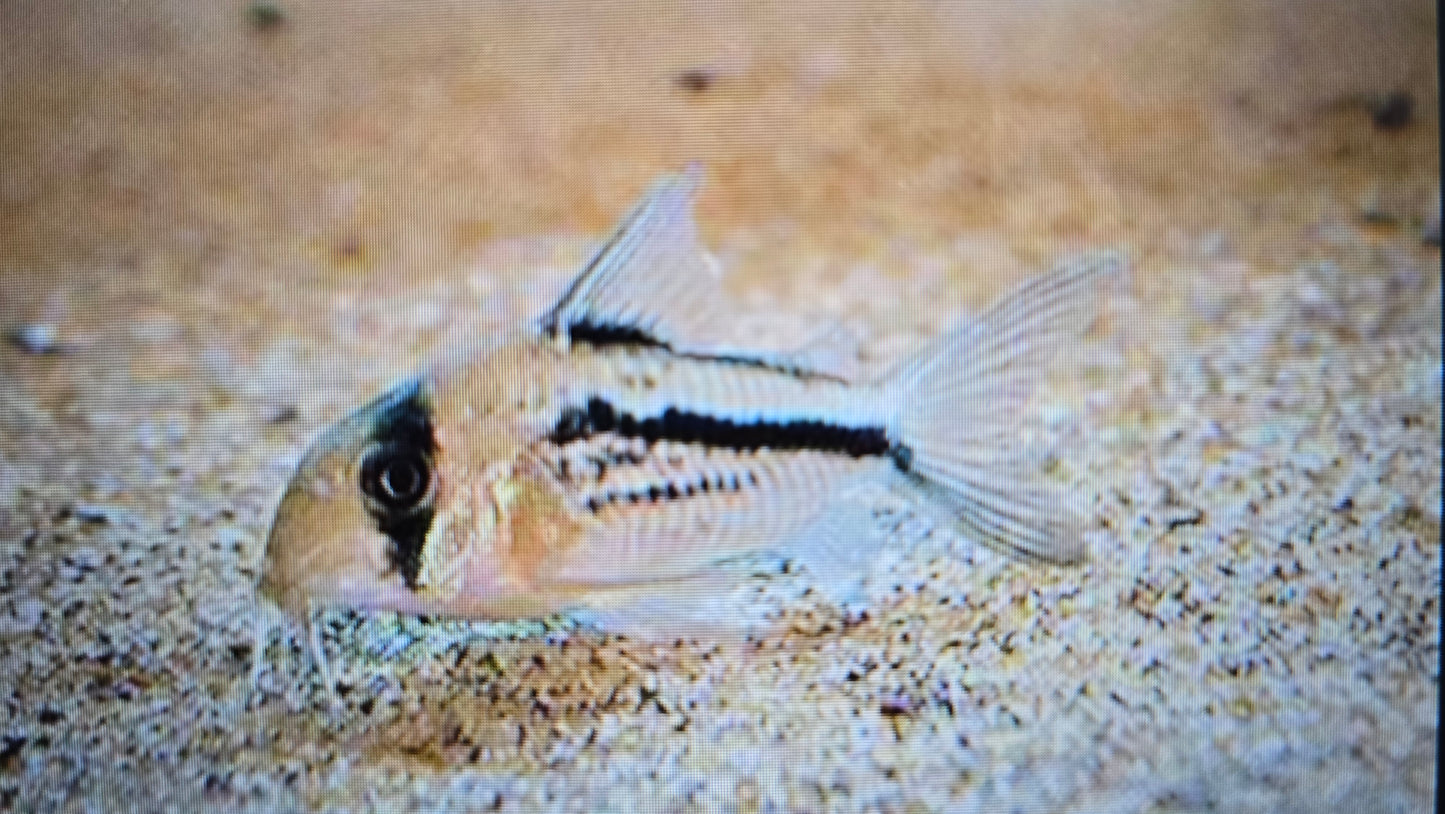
left=885, top=253, right=1122, bottom=563
left=540, top=165, right=722, bottom=351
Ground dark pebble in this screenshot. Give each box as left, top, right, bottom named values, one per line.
left=6, top=324, right=61, bottom=355
left=248, top=1, right=284, bottom=30
left=266, top=405, right=300, bottom=424
left=1371, top=91, right=1413, bottom=130
left=675, top=68, right=716, bottom=93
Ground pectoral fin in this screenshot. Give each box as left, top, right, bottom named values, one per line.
left=571, top=567, right=775, bottom=641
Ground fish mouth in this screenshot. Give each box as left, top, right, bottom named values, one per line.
left=259, top=519, right=425, bottom=618
left=256, top=500, right=323, bottom=619
left=257, top=460, right=366, bottom=618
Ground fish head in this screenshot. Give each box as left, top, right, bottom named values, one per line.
left=260, top=377, right=453, bottom=619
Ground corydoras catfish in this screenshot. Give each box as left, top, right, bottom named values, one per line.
left=256, top=167, right=1121, bottom=690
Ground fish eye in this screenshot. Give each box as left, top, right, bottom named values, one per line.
left=359, top=443, right=434, bottom=513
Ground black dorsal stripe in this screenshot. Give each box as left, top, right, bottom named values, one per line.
left=566, top=320, right=671, bottom=349
left=550, top=396, right=911, bottom=467
left=559, top=320, right=846, bottom=382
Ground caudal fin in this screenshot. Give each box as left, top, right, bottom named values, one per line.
left=885, top=253, right=1123, bottom=563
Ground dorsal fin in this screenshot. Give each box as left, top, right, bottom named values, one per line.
left=540, top=165, right=727, bottom=351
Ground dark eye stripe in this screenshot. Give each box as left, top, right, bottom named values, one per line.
left=359, top=380, right=438, bottom=590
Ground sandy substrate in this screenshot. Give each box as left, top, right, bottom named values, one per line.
left=0, top=2, right=1438, bottom=812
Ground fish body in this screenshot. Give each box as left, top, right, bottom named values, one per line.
left=260, top=167, right=1119, bottom=662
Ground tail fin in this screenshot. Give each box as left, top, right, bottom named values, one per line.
left=884, top=253, right=1123, bottom=563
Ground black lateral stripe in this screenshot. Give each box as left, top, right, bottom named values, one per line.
left=550, top=396, right=906, bottom=463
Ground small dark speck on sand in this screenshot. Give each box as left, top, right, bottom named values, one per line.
left=248, top=1, right=284, bottom=30
left=73, top=504, right=114, bottom=524
left=675, top=68, right=716, bottom=93
left=879, top=694, right=918, bottom=716
left=7, top=324, right=62, bottom=355
left=1371, top=91, right=1413, bottom=130
left=266, top=405, right=300, bottom=424
left=0, top=737, right=25, bottom=771
left=1422, top=204, right=1441, bottom=247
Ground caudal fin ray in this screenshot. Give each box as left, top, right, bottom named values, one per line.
left=920, top=263, right=1109, bottom=393
left=887, top=253, right=1120, bottom=563
left=903, top=466, right=1084, bottom=562
left=951, top=487, right=1083, bottom=563
left=898, top=266, right=1110, bottom=432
